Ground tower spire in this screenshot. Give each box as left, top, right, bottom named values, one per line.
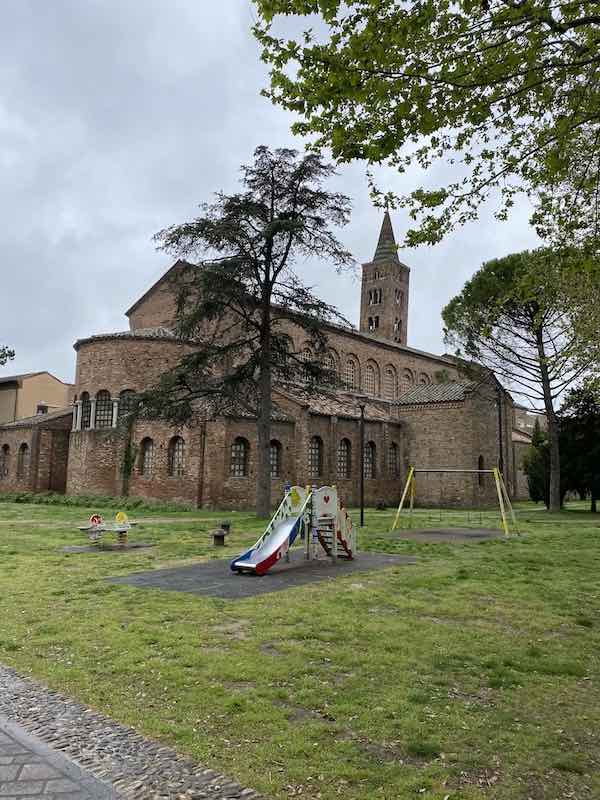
left=373, top=210, right=400, bottom=264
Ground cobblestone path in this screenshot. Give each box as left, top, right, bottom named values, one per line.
left=0, top=665, right=261, bottom=799
left=0, top=716, right=117, bottom=799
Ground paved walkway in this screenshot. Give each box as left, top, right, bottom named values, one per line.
left=0, top=665, right=260, bottom=799
left=0, top=716, right=117, bottom=799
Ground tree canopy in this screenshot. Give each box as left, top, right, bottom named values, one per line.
left=254, top=1, right=600, bottom=249
left=560, top=386, right=600, bottom=512
left=442, top=247, right=587, bottom=511
left=140, top=146, right=353, bottom=515
left=0, top=346, right=14, bottom=367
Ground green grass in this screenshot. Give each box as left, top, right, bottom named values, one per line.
left=0, top=500, right=599, bottom=799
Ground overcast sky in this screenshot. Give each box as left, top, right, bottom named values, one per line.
left=0, top=1, right=539, bottom=384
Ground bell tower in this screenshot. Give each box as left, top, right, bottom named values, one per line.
left=359, top=211, right=410, bottom=345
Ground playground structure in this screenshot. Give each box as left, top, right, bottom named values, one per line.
left=231, top=486, right=356, bottom=575
left=78, top=511, right=135, bottom=546
left=392, top=467, right=518, bottom=536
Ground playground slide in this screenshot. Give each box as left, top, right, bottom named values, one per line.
left=230, top=514, right=303, bottom=576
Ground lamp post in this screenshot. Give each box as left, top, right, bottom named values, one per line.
left=357, top=398, right=367, bottom=527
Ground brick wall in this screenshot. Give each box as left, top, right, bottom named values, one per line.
left=74, top=337, right=189, bottom=397
left=0, top=413, right=72, bottom=494
left=121, top=267, right=458, bottom=397
left=66, top=429, right=123, bottom=496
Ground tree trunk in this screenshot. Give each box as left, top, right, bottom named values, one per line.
left=256, top=301, right=272, bottom=518
left=592, top=493, right=597, bottom=514
left=536, top=326, right=561, bottom=513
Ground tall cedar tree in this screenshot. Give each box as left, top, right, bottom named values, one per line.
left=560, top=387, right=600, bottom=512
left=255, top=1, right=600, bottom=251
left=443, top=249, right=587, bottom=512
left=140, top=146, right=353, bottom=516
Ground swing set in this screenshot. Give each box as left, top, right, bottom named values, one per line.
left=391, top=467, right=518, bottom=536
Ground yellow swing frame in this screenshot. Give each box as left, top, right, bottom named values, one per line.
left=391, top=466, right=518, bottom=536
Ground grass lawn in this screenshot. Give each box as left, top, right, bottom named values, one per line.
left=0, top=500, right=599, bottom=799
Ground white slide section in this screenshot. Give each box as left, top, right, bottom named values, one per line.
left=231, top=514, right=302, bottom=575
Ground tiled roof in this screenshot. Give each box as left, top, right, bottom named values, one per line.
left=512, top=429, right=533, bottom=444
left=0, top=408, right=72, bottom=430
left=275, top=387, right=391, bottom=422
left=0, top=372, right=43, bottom=385
left=396, top=380, right=476, bottom=406
left=74, top=327, right=182, bottom=349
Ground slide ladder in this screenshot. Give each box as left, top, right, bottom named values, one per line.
left=312, top=488, right=355, bottom=560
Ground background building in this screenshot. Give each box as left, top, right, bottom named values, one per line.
left=0, top=215, right=521, bottom=509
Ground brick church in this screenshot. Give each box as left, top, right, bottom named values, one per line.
left=0, top=214, right=528, bottom=509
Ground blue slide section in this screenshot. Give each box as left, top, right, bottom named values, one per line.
left=230, top=514, right=303, bottom=575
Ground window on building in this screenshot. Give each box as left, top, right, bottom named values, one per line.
left=16, top=443, right=29, bottom=478
left=365, top=362, right=379, bottom=396
left=365, top=364, right=375, bottom=395
left=384, top=366, right=397, bottom=400
left=36, top=403, right=48, bottom=415
left=119, top=390, right=136, bottom=418
left=364, top=441, right=376, bottom=479
left=270, top=440, right=282, bottom=478
left=394, top=288, right=403, bottom=305
left=230, top=437, right=249, bottom=477
left=324, top=351, right=338, bottom=381
left=368, top=316, right=374, bottom=331
left=95, top=390, right=113, bottom=428
left=309, top=436, right=323, bottom=479
left=80, top=392, right=91, bottom=429
left=344, top=358, right=358, bottom=390
left=478, top=455, right=485, bottom=487
left=0, top=445, right=10, bottom=479
left=418, top=372, right=431, bottom=386
left=402, top=368, right=414, bottom=388
left=139, top=438, right=154, bottom=477
left=393, top=318, right=402, bottom=342
left=374, top=316, right=379, bottom=329
left=337, top=438, right=351, bottom=479
left=388, top=442, right=400, bottom=477
left=168, top=436, right=185, bottom=477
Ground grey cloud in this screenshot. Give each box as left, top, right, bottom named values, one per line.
left=0, top=0, right=539, bottom=384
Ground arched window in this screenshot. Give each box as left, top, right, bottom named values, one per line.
left=0, top=445, right=10, bottom=479
left=95, top=390, right=112, bottom=428
left=230, top=437, right=249, bottom=477
left=309, top=436, right=323, bottom=479
left=364, top=362, right=380, bottom=396
left=384, top=366, right=397, bottom=400
left=118, top=390, right=136, bottom=418
left=80, top=392, right=91, bottom=430
left=324, top=350, right=339, bottom=381
left=388, top=442, right=400, bottom=477
left=168, top=436, right=185, bottom=477
left=365, top=363, right=375, bottom=395
left=344, top=357, right=359, bottom=390
left=364, top=441, right=376, bottom=480
left=270, top=440, right=282, bottom=478
left=394, top=319, right=402, bottom=342
left=16, top=443, right=29, bottom=478
left=402, top=369, right=414, bottom=389
left=139, top=438, right=154, bottom=477
left=418, top=372, right=431, bottom=386
left=478, top=455, right=485, bottom=487
left=337, top=438, right=351, bottom=479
